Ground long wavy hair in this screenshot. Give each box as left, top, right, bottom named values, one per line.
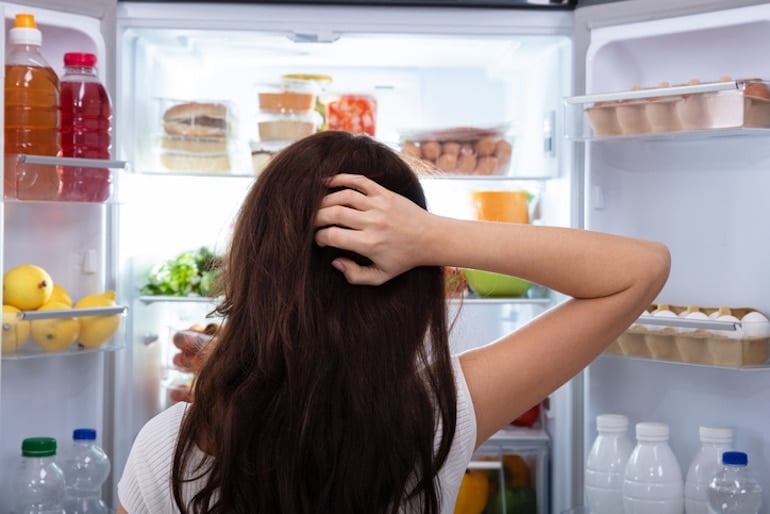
left=171, top=131, right=457, bottom=513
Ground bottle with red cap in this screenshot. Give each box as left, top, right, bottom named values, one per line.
left=59, top=51, right=112, bottom=202
left=4, top=13, right=61, bottom=200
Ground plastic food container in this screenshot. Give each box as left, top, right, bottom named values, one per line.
left=248, top=140, right=285, bottom=176
left=398, top=124, right=515, bottom=176
left=257, top=110, right=322, bottom=142
left=607, top=304, right=770, bottom=367
left=257, top=79, right=320, bottom=113
left=463, top=269, right=531, bottom=298
left=323, top=93, right=377, bottom=136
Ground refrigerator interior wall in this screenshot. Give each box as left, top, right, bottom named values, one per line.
left=581, top=3, right=770, bottom=509
left=0, top=4, right=113, bottom=511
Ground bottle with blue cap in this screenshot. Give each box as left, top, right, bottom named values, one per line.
left=13, top=437, right=66, bottom=514
left=707, top=451, right=762, bottom=514
left=61, top=429, right=110, bottom=514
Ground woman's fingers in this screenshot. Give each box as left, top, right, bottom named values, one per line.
left=331, top=257, right=389, bottom=286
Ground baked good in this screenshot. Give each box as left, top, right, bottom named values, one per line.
left=160, top=152, right=231, bottom=173
left=163, top=102, right=229, bottom=138
left=160, top=135, right=228, bottom=153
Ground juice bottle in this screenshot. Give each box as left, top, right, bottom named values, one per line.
left=59, top=52, right=112, bottom=202
left=4, top=13, right=60, bottom=200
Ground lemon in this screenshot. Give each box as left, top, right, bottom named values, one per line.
left=2, top=305, right=30, bottom=354
left=75, top=291, right=120, bottom=349
left=30, top=301, right=79, bottom=352
left=49, top=284, right=73, bottom=306
left=3, top=264, right=54, bottom=310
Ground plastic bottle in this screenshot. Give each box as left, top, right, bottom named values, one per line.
left=4, top=13, right=60, bottom=200
left=622, top=421, right=684, bottom=514
left=585, top=414, right=634, bottom=514
left=62, top=429, right=110, bottom=514
left=58, top=52, right=112, bottom=202
left=685, top=425, right=734, bottom=514
left=13, top=437, right=66, bottom=514
left=707, top=451, right=762, bottom=514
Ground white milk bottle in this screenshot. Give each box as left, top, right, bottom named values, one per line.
left=623, top=421, right=684, bottom=514
left=684, top=425, right=734, bottom=514
left=585, top=414, right=634, bottom=514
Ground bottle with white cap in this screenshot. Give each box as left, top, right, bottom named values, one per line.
left=585, top=414, right=634, bottom=514
left=622, top=421, right=684, bottom=514
left=684, top=425, right=734, bottom=514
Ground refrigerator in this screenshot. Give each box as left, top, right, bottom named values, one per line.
left=2, top=0, right=770, bottom=512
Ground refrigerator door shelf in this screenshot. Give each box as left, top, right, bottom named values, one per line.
left=138, top=295, right=222, bottom=305
left=565, top=79, right=770, bottom=141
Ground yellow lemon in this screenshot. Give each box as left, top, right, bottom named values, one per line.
left=453, top=470, right=490, bottom=514
left=2, top=305, right=30, bottom=354
left=49, top=284, right=73, bottom=306
left=30, top=301, right=79, bottom=352
left=3, top=264, right=54, bottom=310
left=74, top=291, right=120, bottom=349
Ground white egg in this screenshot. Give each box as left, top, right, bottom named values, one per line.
left=677, top=306, right=704, bottom=333
left=715, top=314, right=743, bottom=340
left=741, top=311, right=770, bottom=338
left=649, top=306, right=677, bottom=332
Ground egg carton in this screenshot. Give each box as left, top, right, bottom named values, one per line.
left=605, top=304, right=770, bottom=368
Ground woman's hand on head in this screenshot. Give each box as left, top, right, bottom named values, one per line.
left=314, top=174, right=433, bottom=285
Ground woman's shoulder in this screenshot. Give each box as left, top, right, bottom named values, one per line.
left=132, top=401, right=189, bottom=459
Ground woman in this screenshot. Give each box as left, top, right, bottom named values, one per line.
left=117, top=131, right=670, bottom=513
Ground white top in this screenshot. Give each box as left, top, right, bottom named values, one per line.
left=118, top=356, right=477, bottom=513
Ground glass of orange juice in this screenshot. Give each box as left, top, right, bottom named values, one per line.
left=471, top=190, right=529, bottom=223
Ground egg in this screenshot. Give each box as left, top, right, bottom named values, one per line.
left=741, top=311, right=770, bottom=338
left=645, top=304, right=676, bottom=331
left=715, top=313, right=743, bottom=340
left=680, top=306, right=708, bottom=333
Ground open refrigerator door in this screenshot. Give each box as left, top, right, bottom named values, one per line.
left=559, top=0, right=770, bottom=512
left=115, top=2, right=575, bottom=512
left=0, top=0, right=127, bottom=511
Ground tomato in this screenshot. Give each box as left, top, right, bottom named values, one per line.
left=326, top=94, right=377, bottom=136
left=511, top=404, right=540, bottom=428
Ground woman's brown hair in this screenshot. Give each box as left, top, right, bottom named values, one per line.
left=171, top=131, right=458, bottom=513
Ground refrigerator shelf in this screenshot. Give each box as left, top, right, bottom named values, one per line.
left=565, top=79, right=770, bottom=140
left=570, top=126, right=770, bottom=143
left=490, top=425, right=550, bottom=444
left=139, top=295, right=221, bottom=305
left=598, top=352, right=770, bottom=371
left=17, top=305, right=127, bottom=320
left=1, top=339, right=125, bottom=361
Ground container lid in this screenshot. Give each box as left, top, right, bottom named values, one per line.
left=64, top=52, right=97, bottom=67
left=73, top=428, right=97, bottom=441
left=281, top=73, right=333, bottom=86
left=722, top=451, right=748, bottom=466
left=699, top=425, right=734, bottom=444
left=596, top=414, right=629, bottom=432
left=635, top=421, right=669, bottom=441
left=9, top=14, right=42, bottom=47
left=21, top=437, right=57, bottom=457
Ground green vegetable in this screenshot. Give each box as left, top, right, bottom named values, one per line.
left=141, top=247, right=223, bottom=297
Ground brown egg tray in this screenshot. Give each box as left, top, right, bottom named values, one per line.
left=603, top=304, right=770, bottom=368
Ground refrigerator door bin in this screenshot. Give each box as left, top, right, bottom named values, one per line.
left=565, top=79, right=770, bottom=141
left=605, top=305, right=770, bottom=368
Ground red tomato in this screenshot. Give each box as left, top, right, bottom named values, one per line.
left=511, top=404, right=540, bottom=427
left=326, top=95, right=377, bottom=136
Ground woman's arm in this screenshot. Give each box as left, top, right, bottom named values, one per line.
left=315, top=174, right=670, bottom=447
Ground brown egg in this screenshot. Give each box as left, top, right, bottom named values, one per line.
left=441, top=141, right=461, bottom=157
left=457, top=154, right=477, bottom=173
left=459, top=143, right=475, bottom=156
left=401, top=141, right=421, bottom=158
left=494, top=139, right=512, bottom=163
left=475, top=137, right=498, bottom=157
left=745, top=82, right=770, bottom=99
left=475, top=156, right=499, bottom=175
left=420, top=141, right=441, bottom=161
left=436, top=153, right=458, bottom=172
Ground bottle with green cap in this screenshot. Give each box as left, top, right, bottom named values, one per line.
left=14, top=437, right=66, bottom=514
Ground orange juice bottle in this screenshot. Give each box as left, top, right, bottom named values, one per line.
left=4, top=14, right=60, bottom=200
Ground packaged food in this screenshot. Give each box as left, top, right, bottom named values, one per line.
left=281, top=74, right=333, bottom=127
left=325, top=93, right=377, bottom=136
left=258, top=79, right=320, bottom=113
left=398, top=125, right=514, bottom=176
left=257, top=110, right=321, bottom=142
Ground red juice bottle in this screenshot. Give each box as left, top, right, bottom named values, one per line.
left=59, top=52, right=112, bottom=202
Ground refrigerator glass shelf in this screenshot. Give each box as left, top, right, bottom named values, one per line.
left=490, top=425, right=550, bottom=444
left=139, top=295, right=221, bottom=305
left=136, top=169, right=256, bottom=179
left=17, top=305, right=127, bottom=321
left=1, top=339, right=125, bottom=360
left=454, top=297, right=552, bottom=306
